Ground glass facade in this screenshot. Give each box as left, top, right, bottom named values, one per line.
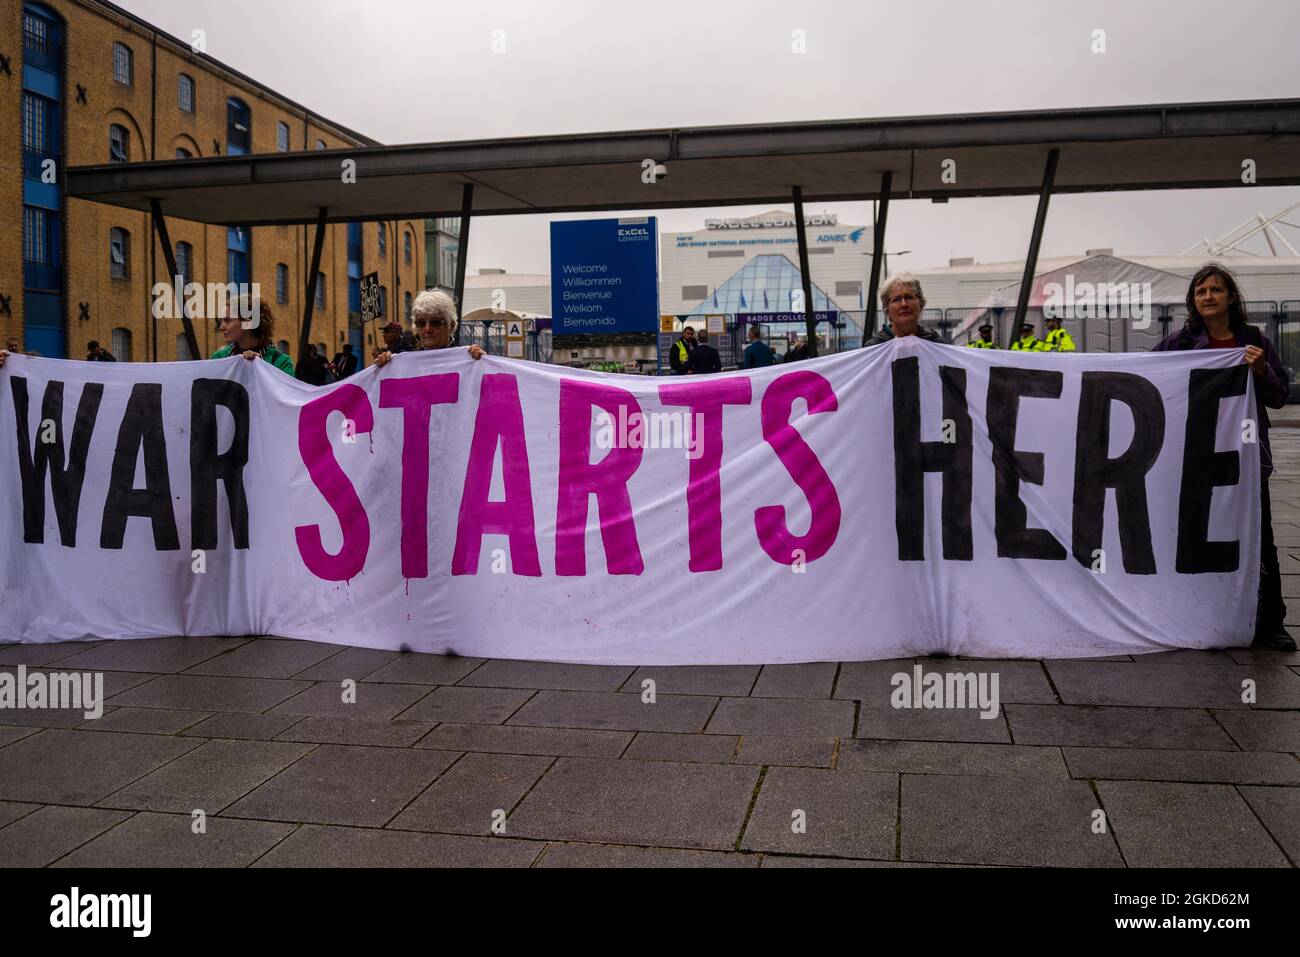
left=685, top=254, right=833, bottom=318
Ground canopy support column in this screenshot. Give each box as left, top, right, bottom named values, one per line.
left=452, top=183, right=474, bottom=345
left=792, top=186, right=818, bottom=357
left=150, top=198, right=199, bottom=361
left=299, top=206, right=328, bottom=367
left=1013, top=148, right=1060, bottom=331
left=862, top=171, right=893, bottom=346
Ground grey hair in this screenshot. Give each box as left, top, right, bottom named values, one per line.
left=880, top=274, right=927, bottom=310
left=410, top=289, right=459, bottom=340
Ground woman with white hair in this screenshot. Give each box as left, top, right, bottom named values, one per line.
left=864, top=275, right=945, bottom=346
left=373, top=289, right=484, bottom=365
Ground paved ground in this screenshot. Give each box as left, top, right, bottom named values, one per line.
left=2, top=436, right=1299, bottom=868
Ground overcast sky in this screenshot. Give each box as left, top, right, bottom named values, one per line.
left=119, top=0, right=1300, bottom=274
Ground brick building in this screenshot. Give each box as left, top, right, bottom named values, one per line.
left=5, top=0, right=424, bottom=364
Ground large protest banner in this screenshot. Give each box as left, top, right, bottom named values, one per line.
left=0, top=339, right=1260, bottom=662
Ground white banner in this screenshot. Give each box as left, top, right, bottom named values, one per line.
left=0, top=339, right=1260, bottom=662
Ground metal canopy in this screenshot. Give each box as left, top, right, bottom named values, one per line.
left=66, top=99, right=1300, bottom=227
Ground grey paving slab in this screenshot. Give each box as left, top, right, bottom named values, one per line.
left=268, top=680, right=432, bottom=720
left=182, top=712, right=305, bottom=741
left=1239, top=786, right=1300, bottom=865
left=902, top=774, right=1123, bottom=867
left=183, top=638, right=344, bottom=678
left=734, top=735, right=837, bottom=767
left=77, top=707, right=213, bottom=735
left=291, top=646, right=403, bottom=681
left=622, top=732, right=738, bottom=764
left=395, top=686, right=534, bottom=725
left=1006, top=704, right=1239, bottom=750
left=0, top=726, right=40, bottom=749
left=1099, top=781, right=1291, bottom=867
left=1230, top=665, right=1300, bottom=709
left=1212, top=709, right=1300, bottom=752
left=750, top=663, right=837, bottom=699
left=0, top=728, right=202, bottom=804
left=1064, top=747, right=1300, bottom=786
left=224, top=744, right=460, bottom=827
left=509, top=690, right=717, bottom=733
left=54, top=636, right=252, bottom=674
left=1128, top=649, right=1235, bottom=666
left=252, top=824, right=541, bottom=867
left=855, top=706, right=1011, bottom=743
left=838, top=740, right=1069, bottom=779
left=834, top=660, right=920, bottom=705
left=1045, top=661, right=1244, bottom=709
left=363, top=653, right=486, bottom=686
left=622, top=665, right=759, bottom=697
left=53, top=811, right=296, bottom=867
left=1224, top=648, right=1300, bottom=666
left=97, top=738, right=315, bottom=813
left=417, top=723, right=632, bottom=758
left=508, top=757, right=760, bottom=850
left=389, top=752, right=553, bottom=836
left=0, top=806, right=133, bottom=867
left=274, top=716, right=435, bottom=748
left=460, top=659, right=634, bottom=691
left=741, top=767, right=896, bottom=859
left=0, top=641, right=106, bottom=667
left=0, top=801, right=41, bottom=829
left=707, top=697, right=854, bottom=737
left=872, top=660, right=1057, bottom=707
left=761, top=855, right=943, bottom=868
left=108, top=674, right=312, bottom=713
left=536, top=842, right=758, bottom=867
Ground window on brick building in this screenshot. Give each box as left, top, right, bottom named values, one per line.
left=111, top=327, right=132, bottom=362
left=276, top=263, right=288, bottom=303
left=109, top=124, right=129, bottom=163
left=178, top=73, right=194, bottom=113
left=112, top=42, right=133, bottom=86
left=109, top=227, right=129, bottom=279
left=404, top=231, right=413, bottom=265
left=316, top=274, right=326, bottom=309
left=226, top=97, right=251, bottom=155
left=377, top=226, right=386, bottom=258
left=176, top=333, right=193, bottom=361
left=176, top=241, right=193, bottom=288
left=176, top=147, right=192, bottom=158
left=276, top=121, right=290, bottom=152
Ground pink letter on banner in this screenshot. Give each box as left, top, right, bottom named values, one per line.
left=379, top=374, right=459, bottom=578
left=659, top=378, right=752, bottom=571
left=555, top=380, right=645, bottom=576
left=453, top=374, right=541, bottom=576
left=295, top=385, right=373, bottom=581
left=755, top=371, right=841, bottom=564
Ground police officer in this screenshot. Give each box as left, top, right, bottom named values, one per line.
left=1010, top=321, right=1045, bottom=351
left=967, top=323, right=998, bottom=349
left=1042, top=317, right=1077, bottom=352
left=670, top=326, right=697, bottom=375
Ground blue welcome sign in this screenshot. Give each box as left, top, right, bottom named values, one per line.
left=550, top=218, right=659, bottom=334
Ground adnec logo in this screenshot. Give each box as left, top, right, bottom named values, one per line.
left=815, top=228, right=865, bottom=244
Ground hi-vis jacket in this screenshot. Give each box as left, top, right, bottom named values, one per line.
left=1010, top=335, right=1045, bottom=351
left=967, top=339, right=998, bottom=349
left=1044, top=328, right=1077, bottom=352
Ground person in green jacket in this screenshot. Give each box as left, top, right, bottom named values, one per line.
left=1009, top=321, right=1045, bottom=352
left=1042, top=316, right=1077, bottom=352
left=210, top=295, right=295, bottom=375
left=966, top=322, right=999, bottom=348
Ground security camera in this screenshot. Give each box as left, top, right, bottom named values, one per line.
left=653, top=163, right=668, bottom=182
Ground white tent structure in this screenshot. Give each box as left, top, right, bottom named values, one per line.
left=954, top=255, right=1192, bottom=350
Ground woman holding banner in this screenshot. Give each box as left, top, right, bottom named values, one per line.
left=373, top=289, right=485, bottom=365
left=209, top=295, right=296, bottom=375
left=1154, top=262, right=1295, bottom=651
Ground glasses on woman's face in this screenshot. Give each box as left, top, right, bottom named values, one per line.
left=413, top=318, right=446, bottom=329
left=889, top=294, right=919, bottom=306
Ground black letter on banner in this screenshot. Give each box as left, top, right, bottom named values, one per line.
left=1072, top=372, right=1164, bottom=573
left=987, top=367, right=1066, bottom=560
left=190, top=379, right=250, bottom=550
left=1176, top=366, right=1247, bottom=573
left=10, top=377, right=103, bottom=545
left=892, top=357, right=972, bottom=560
left=101, top=383, right=180, bottom=550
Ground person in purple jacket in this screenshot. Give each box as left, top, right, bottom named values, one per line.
left=1154, top=262, right=1295, bottom=650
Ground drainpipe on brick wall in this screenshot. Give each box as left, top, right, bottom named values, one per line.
left=148, top=31, right=158, bottom=361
